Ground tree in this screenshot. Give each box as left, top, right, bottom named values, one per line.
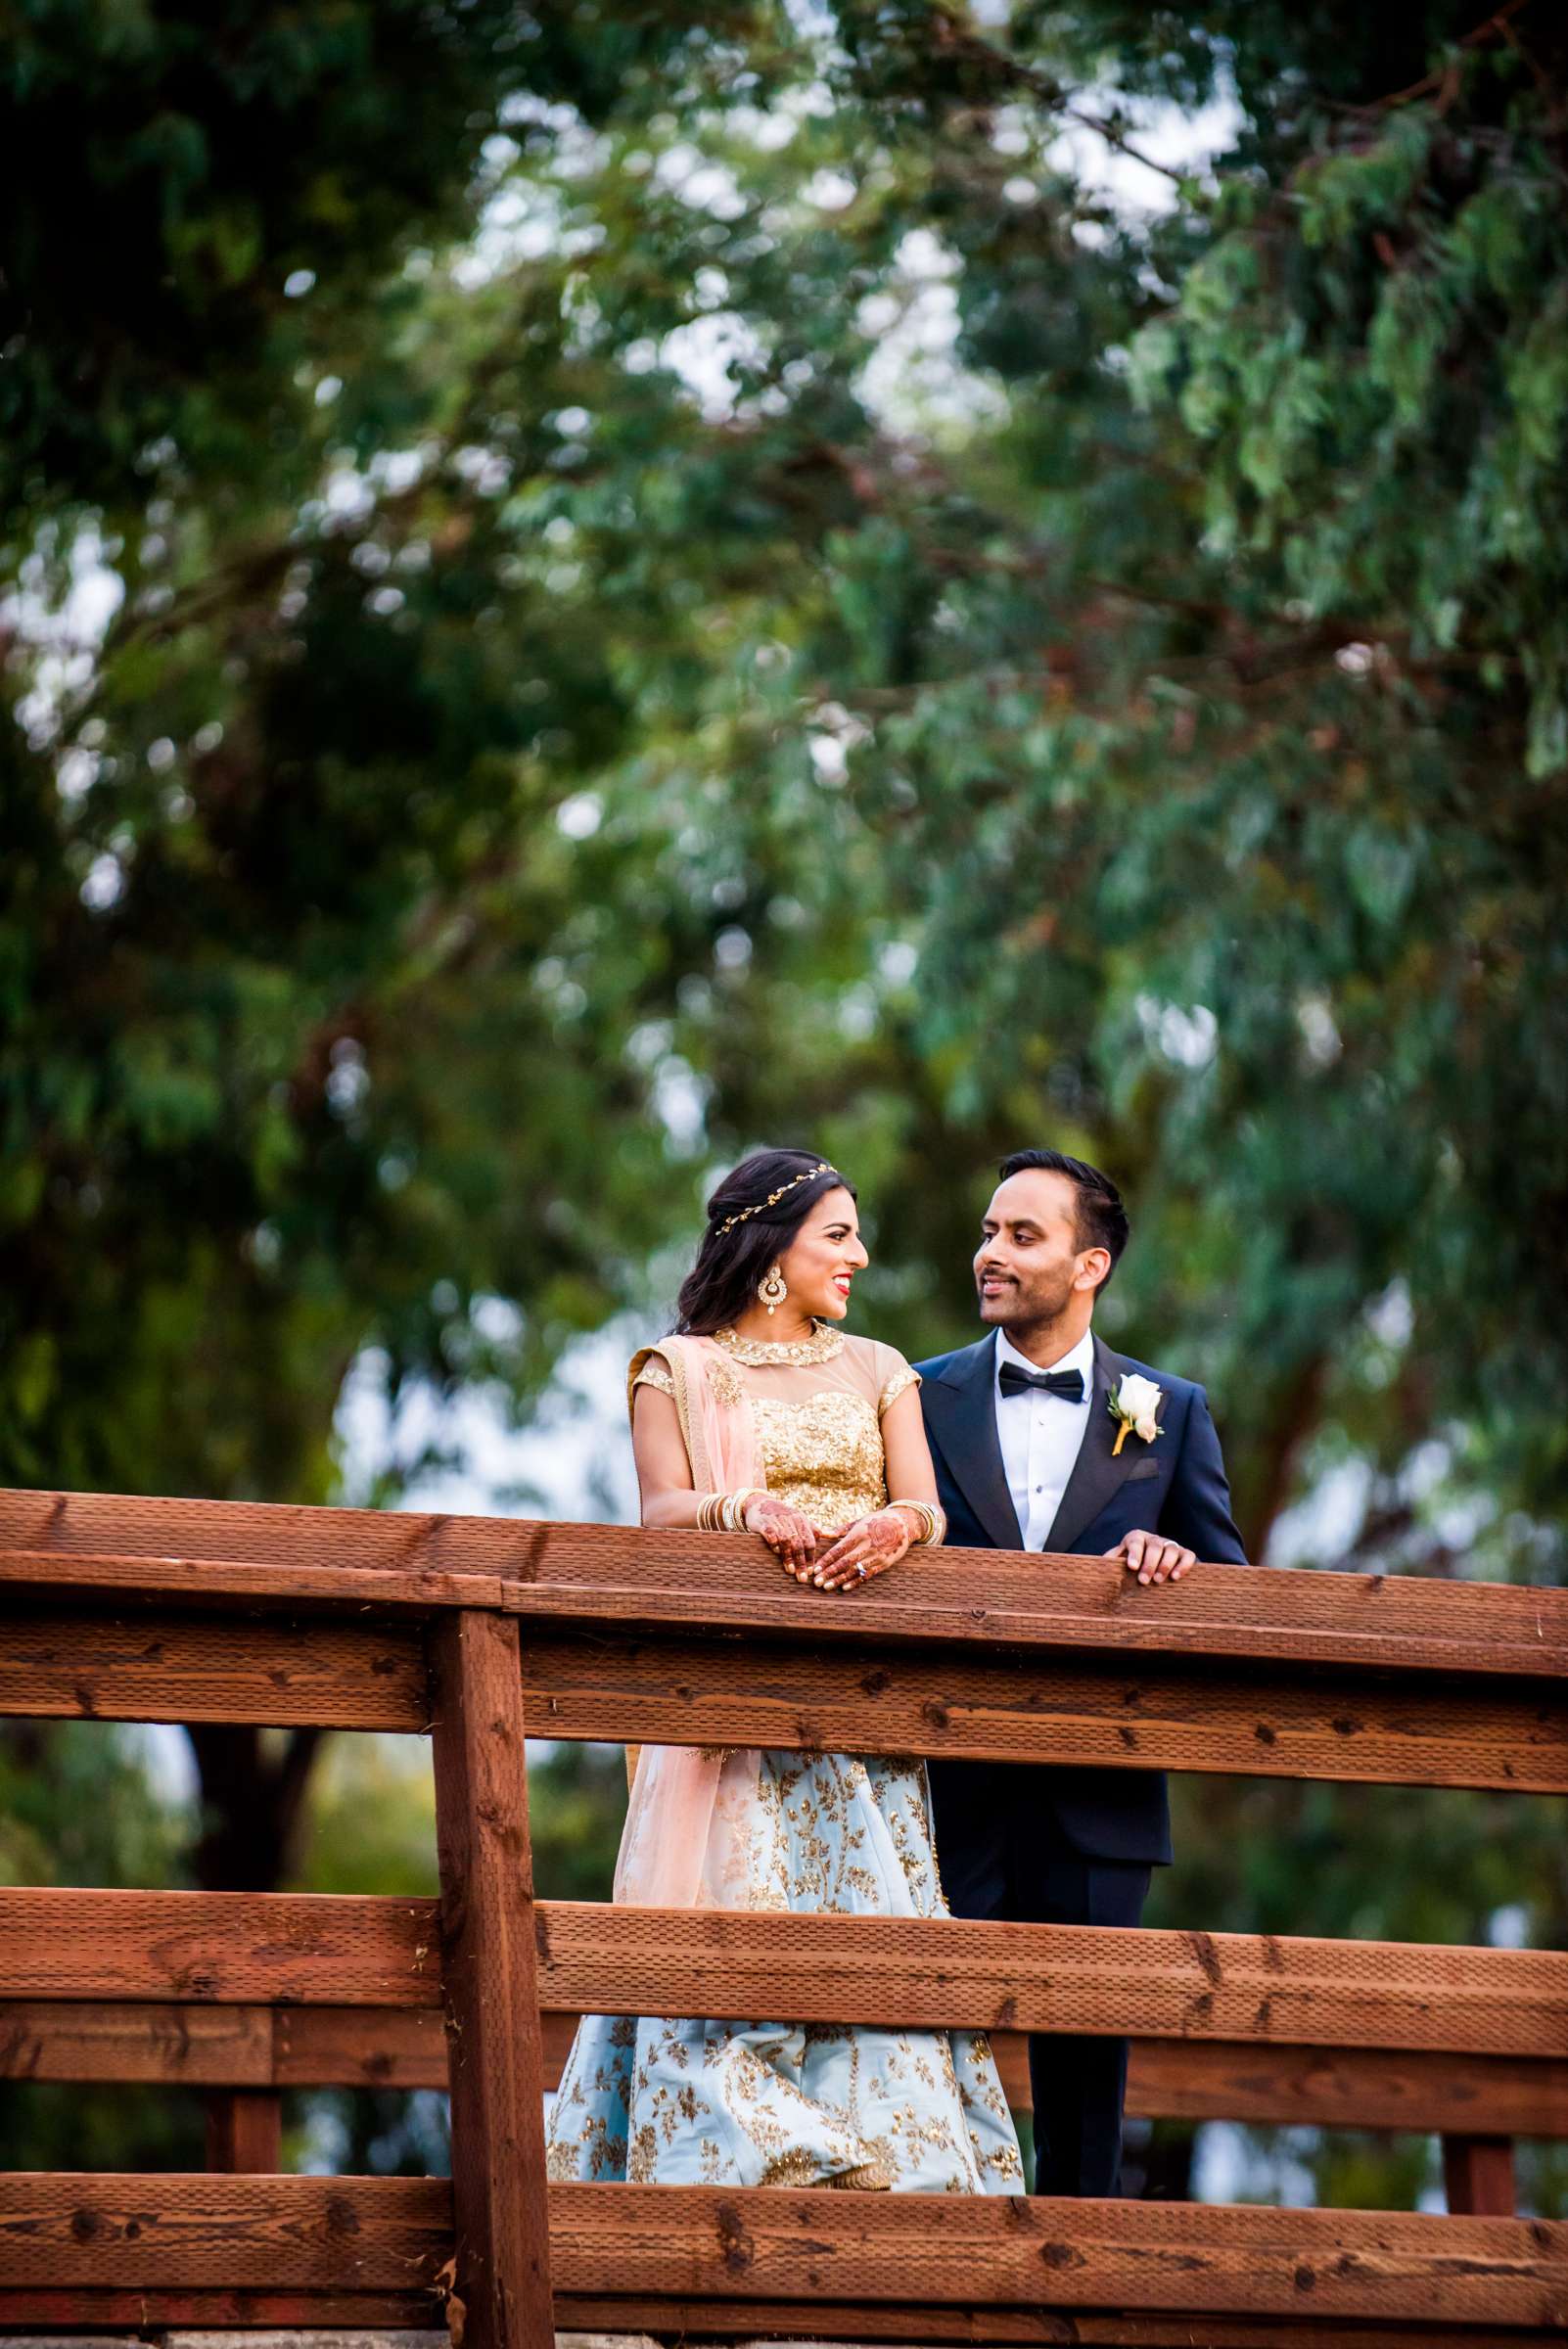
left=2, top=0, right=805, bottom=1921
left=4, top=0, right=1563, bottom=2207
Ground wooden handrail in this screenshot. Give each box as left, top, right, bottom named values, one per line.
left=0, top=1486, right=1563, bottom=2344
left=4, top=1489, right=1566, bottom=1675
left=3, top=1535, right=1563, bottom=1793
left=8, top=1994, right=1566, bottom=2139
left=2, top=1888, right=1561, bottom=2052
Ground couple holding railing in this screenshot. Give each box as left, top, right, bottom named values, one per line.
left=544, top=1144, right=1246, bottom=2198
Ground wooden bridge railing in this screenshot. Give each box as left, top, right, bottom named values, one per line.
left=0, top=1484, right=1564, bottom=2347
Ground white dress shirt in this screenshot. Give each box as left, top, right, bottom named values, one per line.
left=993, top=1325, right=1096, bottom=1550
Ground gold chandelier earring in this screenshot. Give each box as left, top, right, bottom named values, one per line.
left=758, top=1262, right=788, bottom=1315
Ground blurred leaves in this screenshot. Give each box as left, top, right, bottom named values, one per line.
left=2, top=0, right=1565, bottom=2208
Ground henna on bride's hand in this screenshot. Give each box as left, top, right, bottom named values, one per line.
left=812, top=1507, right=913, bottom=1590
left=743, top=1493, right=818, bottom=1576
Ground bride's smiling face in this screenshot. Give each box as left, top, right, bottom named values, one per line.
left=775, top=1186, right=868, bottom=1320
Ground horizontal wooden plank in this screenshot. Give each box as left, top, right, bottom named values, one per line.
left=1, top=2178, right=1561, bottom=2329
left=0, top=2000, right=275, bottom=2085
left=275, top=2002, right=450, bottom=2088
left=0, top=2300, right=1553, bottom=2349
left=0, top=1607, right=429, bottom=1730
left=1123, top=2038, right=1568, bottom=2140
left=532, top=1902, right=1568, bottom=2057
left=553, top=2299, right=1562, bottom=2349
left=503, top=1525, right=1568, bottom=1681
left=12, top=1998, right=1567, bottom=2142
left=0, top=2294, right=441, bottom=2326
left=5, top=1894, right=1562, bottom=2059
left=546, top=2184, right=1568, bottom=2326
left=5, top=2317, right=1550, bottom=2349
left=0, top=2174, right=451, bottom=2289
left=0, top=1487, right=544, bottom=1576
left=0, top=1548, right=501, bottom=1616
left=0, top=1999, right=448, bottom=2089
left=4, top=1589, right=1558, bottom=1783
left=0, top=1890, right=441, bottom=2006
left=5, top=1488, right=1565, bottom=1681
left=521, top=1630, right=1568, bottom=1790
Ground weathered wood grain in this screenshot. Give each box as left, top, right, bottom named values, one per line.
left=0, top=2174, right=451, bottom=2289
left=1123, top=2038, right=1568, bottom=2139
left=3, top=1585, right=1558, bottom=1790
left=0, top=1888, right=441, bottom=2005
left=0, top=1487, right=546, bottom=1576
left=0, top=1547, right=501, bottom=1615
left=0, top=1605, right=429, bottom=1729
left=2, top=1892, right=1560, bottom=2058
left=0, top=1999, right=275, bottom=2084
left=552, top=2298, right=1562, bottom=2349
left=0, top=1998, right=449, bottom=2089
left=4, top=1488, right=1565, bottom=1680
left=0, top=2294, right=441, bottom=2326
left=274, top=2002, right=450, bottom=2088
left=430, top=1608, right=554, bottom=2349
left=3, top=2178, right=1563, bottom=2331
left=520, top=1630, right=1567, bottom=1791
left=9, top=1996, right=1565, bottom=2142
left=544, top=2185, right=1568, bottom=2326
left=498, top=1528, right=1568, bottom=1681
left=530, top=1902, right=1567, bottom=2058
left=0, top=2293, right=1555, bottom=2347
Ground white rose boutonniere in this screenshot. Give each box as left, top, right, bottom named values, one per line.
left=1108, top=1372, right=1164, bottom=1457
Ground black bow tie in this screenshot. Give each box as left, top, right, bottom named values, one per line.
left=998, top=1361, right=1085, bottom=1403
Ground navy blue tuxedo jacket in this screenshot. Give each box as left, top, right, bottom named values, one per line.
left=916, top=1329, right=1248, bottom=1865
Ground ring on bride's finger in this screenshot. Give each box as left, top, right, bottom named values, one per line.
left=853, top=1562, right=868, bottom=1580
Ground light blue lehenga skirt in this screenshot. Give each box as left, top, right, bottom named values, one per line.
left=543, top=1747, right=1024, bottom=2192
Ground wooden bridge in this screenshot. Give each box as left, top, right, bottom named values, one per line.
left=0, top=1484, right=1565, bottom=2346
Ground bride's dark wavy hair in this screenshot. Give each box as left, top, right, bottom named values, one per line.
left=673, top=1148, right=855, bottom=1336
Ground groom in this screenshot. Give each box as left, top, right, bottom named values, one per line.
left=917, top=1148, right=1247, bottom=2199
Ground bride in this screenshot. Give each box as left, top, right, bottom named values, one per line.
left=544, top=1148, right=1024, bottom=2193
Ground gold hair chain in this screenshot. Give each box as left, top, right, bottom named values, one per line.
left=715, top=1163, right=835, bottom=1237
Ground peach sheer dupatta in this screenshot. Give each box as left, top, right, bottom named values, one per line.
left=613, top=1335, right=761, bottom=1909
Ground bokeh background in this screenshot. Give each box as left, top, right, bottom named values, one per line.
left=3, top=0, right=1564, bottom=2210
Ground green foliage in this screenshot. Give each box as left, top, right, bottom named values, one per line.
left=0, top=1722, right=190, bottom=1890
left=0, top=1723, right=201, bottom=2166
left=3, top=0, right=1564, bottom=2209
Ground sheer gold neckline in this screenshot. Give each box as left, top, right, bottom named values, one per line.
left=714, top=1320, right=845, bottom=1366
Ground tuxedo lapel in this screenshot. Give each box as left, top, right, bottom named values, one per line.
left=927, top=1335, right=1023, bottom=1550
left=1043, top=1335, right=1144, bottom=1553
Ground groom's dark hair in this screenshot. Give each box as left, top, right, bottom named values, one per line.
left=997, top=1149, right=1130, bottom=1290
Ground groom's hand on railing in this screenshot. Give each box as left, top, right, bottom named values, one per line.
left=809, top=1507, right=914, bottom=1591
left=1105, top=1529, right=1197, bottom=1586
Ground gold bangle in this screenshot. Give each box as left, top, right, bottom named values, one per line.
left=719, top=1488, right=763, bottom=1533
left=890, top=1498, right=944, bottom=1546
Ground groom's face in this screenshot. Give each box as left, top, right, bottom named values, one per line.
left=974, top=1170, right=1094, bottom=1331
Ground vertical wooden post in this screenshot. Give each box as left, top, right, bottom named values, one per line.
left=430, top=1607, right=554, bottom=2349
left=1442, top=2131, right=1516, bottom=2215
left=204, top=2086, right=283, bottom=2171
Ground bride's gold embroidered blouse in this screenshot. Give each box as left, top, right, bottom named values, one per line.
left=633, top=1327, right=919, bottom=1534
